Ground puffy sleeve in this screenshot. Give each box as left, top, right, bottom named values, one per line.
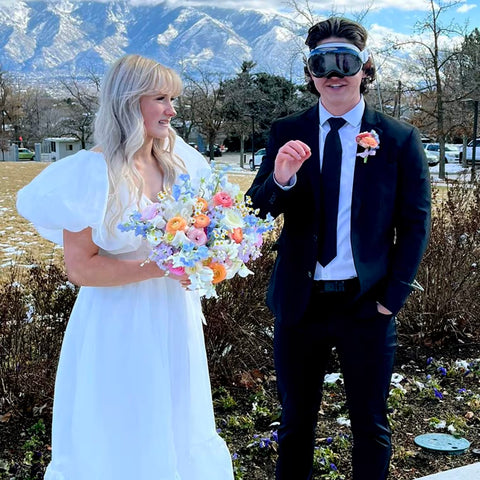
left=16, top=150, right=109, bottom=246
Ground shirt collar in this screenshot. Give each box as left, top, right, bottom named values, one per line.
left=319, top=96, right=365, bottom=128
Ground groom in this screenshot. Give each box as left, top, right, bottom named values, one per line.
left=246, top=17, right=431, bottom=480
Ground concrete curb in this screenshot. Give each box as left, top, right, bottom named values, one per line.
left=414, top=462, right=480, bottom=479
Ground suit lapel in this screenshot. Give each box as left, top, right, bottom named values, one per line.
left=298, top=104, right=322, bottom=212
left=351, top=104, right=383, bottom=220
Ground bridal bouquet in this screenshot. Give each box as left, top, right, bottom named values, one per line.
left=119, top=164, right=274, bottom=298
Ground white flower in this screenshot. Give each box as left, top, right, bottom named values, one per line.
left=447, top=424, right=456, bottom=434
left=391, top=373, right=404, bottom=385
left=434, top=420, right=446, bottom=429
left=170, top=230, right=190, bottom=247
left=146, top=230, right=163, bottom=245
left=222, top=209, right=244, bottom=229
left=324, top=373, right=343, bottom=384
left=337, top=416, right=351, bottom=427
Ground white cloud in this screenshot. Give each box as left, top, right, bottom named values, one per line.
left=457, top=3, right=477, bottom=14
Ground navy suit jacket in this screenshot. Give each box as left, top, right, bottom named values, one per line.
left=246, top=103, right=431, bottom=325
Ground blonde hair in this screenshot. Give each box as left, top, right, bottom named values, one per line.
left=94, top=54, right=185, bottom=230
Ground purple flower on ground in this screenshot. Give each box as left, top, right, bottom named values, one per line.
left=330, top=463, right=338, bottom=471
left=427, top=357, right=433, bottom=365
left=232, top=453, right=238, bottom=460
left=326, top=436, right=333, bottom=444
left=437, top=367, right=447, bottom=376
left=433, top=388, right=443, bottom=399
left=259, top=438, right=271, bottom=448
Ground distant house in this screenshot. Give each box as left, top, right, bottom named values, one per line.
left=42, top=137, right=82, bottom=161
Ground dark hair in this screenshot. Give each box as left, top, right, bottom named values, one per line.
left=304, top=17, right=376, bottom=96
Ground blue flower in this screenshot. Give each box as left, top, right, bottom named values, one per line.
left=134, top=224, right=149, bottom=237
left=172, top=184, right=182, bottom=201
left=326, top=436, right=333, bottom=444
left=271, top=430, right=278, bottom=443
left=433, top=388, right=443, bottom=399
left=259, top=438, right=271, bottom=448
left=330, top=463, right=338, bottom=471
left=437, top=367, right=447, bottom=376
left=232, top=452, right=238, bottom=460
left=427, top=357, right=433, bottom=365
left=118, top=223, right=134, bottom=232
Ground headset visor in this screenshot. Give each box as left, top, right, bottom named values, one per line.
left=307, top=43, right=369, bottom=78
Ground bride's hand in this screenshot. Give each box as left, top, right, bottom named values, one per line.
left=168, top=271, right=191, bottom=288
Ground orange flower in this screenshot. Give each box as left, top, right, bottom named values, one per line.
left=196, top=197, right=209, bottom=212
left=356, top=132, right=379, bottom=149
left=166, top=216, right=187, bottom=233
left=193, top=214, right=211, bottom=228
left=208, top=262, right=227, bottom=284
left=229, top=227, right=243, bottom=244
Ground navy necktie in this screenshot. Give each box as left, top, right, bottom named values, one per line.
left=319, top=117, right=346, bottom=267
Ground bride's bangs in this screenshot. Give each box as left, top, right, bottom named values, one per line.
left=147, top=64, right=183, bottom=98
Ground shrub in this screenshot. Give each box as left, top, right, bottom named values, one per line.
left=0, top=259, right=77, bottom=417
left=399, top=180, right=480, bottom=346
left=202, top=234, right=276, bottom=387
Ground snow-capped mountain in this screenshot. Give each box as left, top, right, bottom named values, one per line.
left=0, top=1, right=307, bottom=83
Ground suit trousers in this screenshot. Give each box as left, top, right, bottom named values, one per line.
left=274, top=286, right=397, bottom=480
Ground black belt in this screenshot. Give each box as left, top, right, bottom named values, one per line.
left=313, top=278, right=359, bottom=293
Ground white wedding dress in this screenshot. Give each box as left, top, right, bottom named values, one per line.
left=17, top=138, right=234, bottom=480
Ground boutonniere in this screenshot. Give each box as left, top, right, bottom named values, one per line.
left=356, top=130, right=380, bottom=163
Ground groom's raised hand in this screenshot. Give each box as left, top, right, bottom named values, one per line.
left=273, top=140, right=311, bottom=186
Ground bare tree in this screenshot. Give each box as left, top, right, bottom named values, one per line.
left=58, top=72, right=100, bottom=148
left=392, top=0, right=466, bottom=179
left=181, top=69, right=227, bottom=162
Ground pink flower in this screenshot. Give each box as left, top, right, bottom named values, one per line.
left=167, top=265, right=186, bottom=276
left=140, top=203, right=159, bottom=220
left=213, top=191, right=233, bottom=208
left=255, top=234, right=264, bottom=248
left=186, top=227, right=208, bottom=246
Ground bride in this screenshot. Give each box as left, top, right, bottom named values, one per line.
left=17, top=54, right=234, bottom=480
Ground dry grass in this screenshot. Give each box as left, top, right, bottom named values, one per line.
left=0, top=162, right=256, bottom=278
left=0, top=162, right=63, bottom=277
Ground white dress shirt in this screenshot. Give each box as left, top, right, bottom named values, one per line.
left=314, top=98, right=365, bottom=280
left=273, top=97, right=365, bottom=280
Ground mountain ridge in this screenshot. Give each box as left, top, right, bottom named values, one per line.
left=0, top=1, right=306, bottom=82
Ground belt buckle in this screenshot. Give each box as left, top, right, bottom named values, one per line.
left=324, top=280, right=344, bottom=293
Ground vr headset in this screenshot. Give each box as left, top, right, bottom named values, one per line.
left=307, top=42, right=370, bottom=78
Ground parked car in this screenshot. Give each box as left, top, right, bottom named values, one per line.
left=459, top=138, right=480, bottom=164
left=249, top=148, right=266, bottom=170
left=424, top=149, right=439, bottom=167
left=204, top=144, right=222, bottom=157
left=18, top=147, right=35, bottom=160
left=424, top=143, right=460, bottom=163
